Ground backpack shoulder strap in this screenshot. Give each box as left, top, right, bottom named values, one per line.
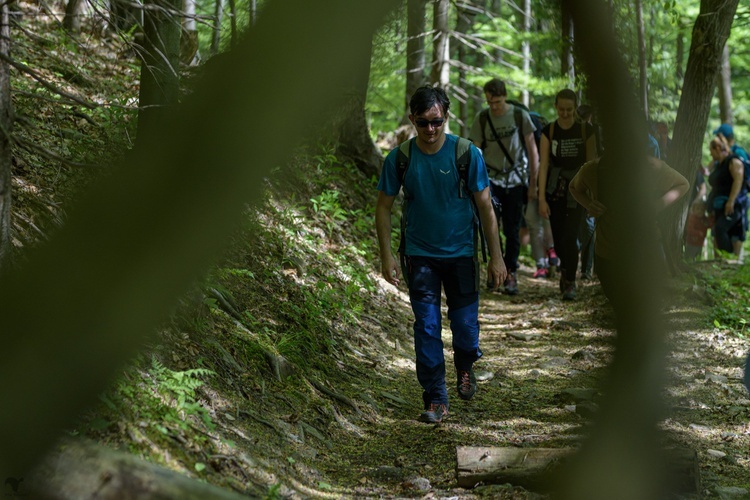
left=396, top=138, right=414, bottom=184
left=479, top=109, right=489, bottom=146
left=456, top=137, right=472, bottom=197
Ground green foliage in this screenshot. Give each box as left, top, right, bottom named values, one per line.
left=100, top=356, right=216, bottom=436
left=705, top=263, right=750, bottom=338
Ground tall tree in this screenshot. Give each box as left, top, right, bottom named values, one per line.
left=181, top=0, right=200, bottom=65
left=663, top=0, right=740, bottom=270
left=403, top=0, right=427, bottom=124
left=63, top=0, right=84, bottom=34
left=0, top=0, right=12, bottom=270
left=635, top=0, right=648, bottom=118
left=717, top=44, right=733, bottom=124
left=136, top=0, right=182, bottom=142
left=560, top=0, right=575, bottom=83
left=521, top=0, right=532, bottom=106
left=210, top=0, right=223, bottom=56
left=431, top=0, right=450, bottom=89
left=454, top=1, right=475, bottom=135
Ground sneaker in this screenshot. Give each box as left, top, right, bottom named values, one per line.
left=562, top=280, right=577, bottom=301
left=533, top=267, right=548, bottom=279
left=504, top=272, right=519, bottom=295
left=580, top=271, right=593, bottom=281
left=457, top=369, right=477, bottom=400
left=547, top=248, right=560, bottom=269
left=419, top=403, right=449, bottom=423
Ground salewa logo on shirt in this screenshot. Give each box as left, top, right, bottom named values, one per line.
left=440, top=169, right=451, bottom=175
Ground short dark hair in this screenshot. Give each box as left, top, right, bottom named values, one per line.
left=483, top=78, right=507, bottom=97
left=555, top=88, right=578, bottom=106
left=409, top=85, right=450, bottom=116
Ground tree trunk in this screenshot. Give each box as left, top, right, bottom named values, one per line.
left=675, top=25, right=684, bottom=92
left=136, top=0, right=182, bottom=143
left=62, top=0, right=83, bottom=34
left=560, top=0, right=575, bottom=83
left=454, top=2, right=473, bottom=136
left=181, top=0, right=200, bottom=65
left=210, top=0, right=223, bottom=56
left=250, top=0, right=256, bottom=26
left=227, top=0, right=237, bottom=48
left=521, top=0, right=532, bottom=107
left=109, top=0, right=142, bottom=33
left=456, top=446, right=571, bottom=490
left=635, top=0, right=648, bottom=119
left=664, top=0, right=739, bottom=271
left=336, top=28, right=383, bottom=179
left=403, top=0, right=426, bottom=124
left=0, top=0, right=12, bottom=271
left=431, top=0, right=450, bottom=89
left=717, top=44, right=733, bottom=124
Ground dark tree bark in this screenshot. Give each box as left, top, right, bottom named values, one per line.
left=210, top=0, right=223, bottom=56
left=664, top=0, right=739, bottom=270
left=336, top=27, right=383, bottom=179
left=717, top=44, right=733, bottom=124
left=63, top=0, right=84, bottom=34
left=0, top=0, right=12, bottom=271
left=109, top=0, right=141, bottom=32
left=675, top=25, right=685, bottom=92
left=635, top=0, right=649, bottom=118
left=136, top=0, right=182, bottom=143
left=403, top=0, right=426, bottom=124
left=560, top=0, right=575, bottom=83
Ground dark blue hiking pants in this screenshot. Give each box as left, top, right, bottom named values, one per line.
left=405, top=255, right=482, bottom=408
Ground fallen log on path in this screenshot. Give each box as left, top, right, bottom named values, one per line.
left=456, top=446, right=700, bottom=494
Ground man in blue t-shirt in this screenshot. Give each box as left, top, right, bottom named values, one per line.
left=376, top=86, right=505, bottom=424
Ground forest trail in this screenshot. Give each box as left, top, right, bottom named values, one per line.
left=307, top=261, right=750, bottom=499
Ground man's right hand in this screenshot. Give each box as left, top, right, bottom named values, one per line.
left=381, top=254, right=401, bottom=287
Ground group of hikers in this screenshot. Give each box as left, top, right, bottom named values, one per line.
left=374, top=82, right=747, bottom=423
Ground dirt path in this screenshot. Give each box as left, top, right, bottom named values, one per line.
left=313, top=262, right=750, bottom=499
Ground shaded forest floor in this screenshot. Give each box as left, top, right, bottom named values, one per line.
left=7, top=7, right=750, bottom=498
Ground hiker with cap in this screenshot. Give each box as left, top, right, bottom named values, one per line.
left=706, top=134, right=747, bottom=259
left=376, top=85, right=505, bottom=424
left=714, top=123, right=748, bottom=161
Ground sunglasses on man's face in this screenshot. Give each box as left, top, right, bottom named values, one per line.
left=414, top=118, right=445, bottom=128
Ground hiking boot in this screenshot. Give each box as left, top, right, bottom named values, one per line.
left=580, top=271, right=593, bottom=281
left=457, top=369, right=477, bottom=400
left=504, top=272, right=519, bottom=295
left=533, top=267, right=548, bottom=279
left=419, top=403, right=449, bottom=423
left=562, top=280, right=577, bottom=301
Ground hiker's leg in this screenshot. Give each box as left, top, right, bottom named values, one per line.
left=443, top=257, right=481, bottom=371
left=714, top=211, right=739, bottom=254
left=524, top=199, right=547, bottom=267
left=407, top=256, right=448, bottom=406
left=560, top=205, right=585, bottom=282
left=499, top=186, right=524, bottom=272
left=579, top=214, right=595, bottom=275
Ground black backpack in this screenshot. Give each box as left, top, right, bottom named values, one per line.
left=506, top=99, right=548, bottom=153
left=394, top=137, right=487, bottom=281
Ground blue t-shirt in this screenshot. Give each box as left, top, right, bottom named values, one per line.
left=377, top=134, right=489, bottom=258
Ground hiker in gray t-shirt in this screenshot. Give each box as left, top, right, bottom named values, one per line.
left=469, top=78, right=538, bottom=295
